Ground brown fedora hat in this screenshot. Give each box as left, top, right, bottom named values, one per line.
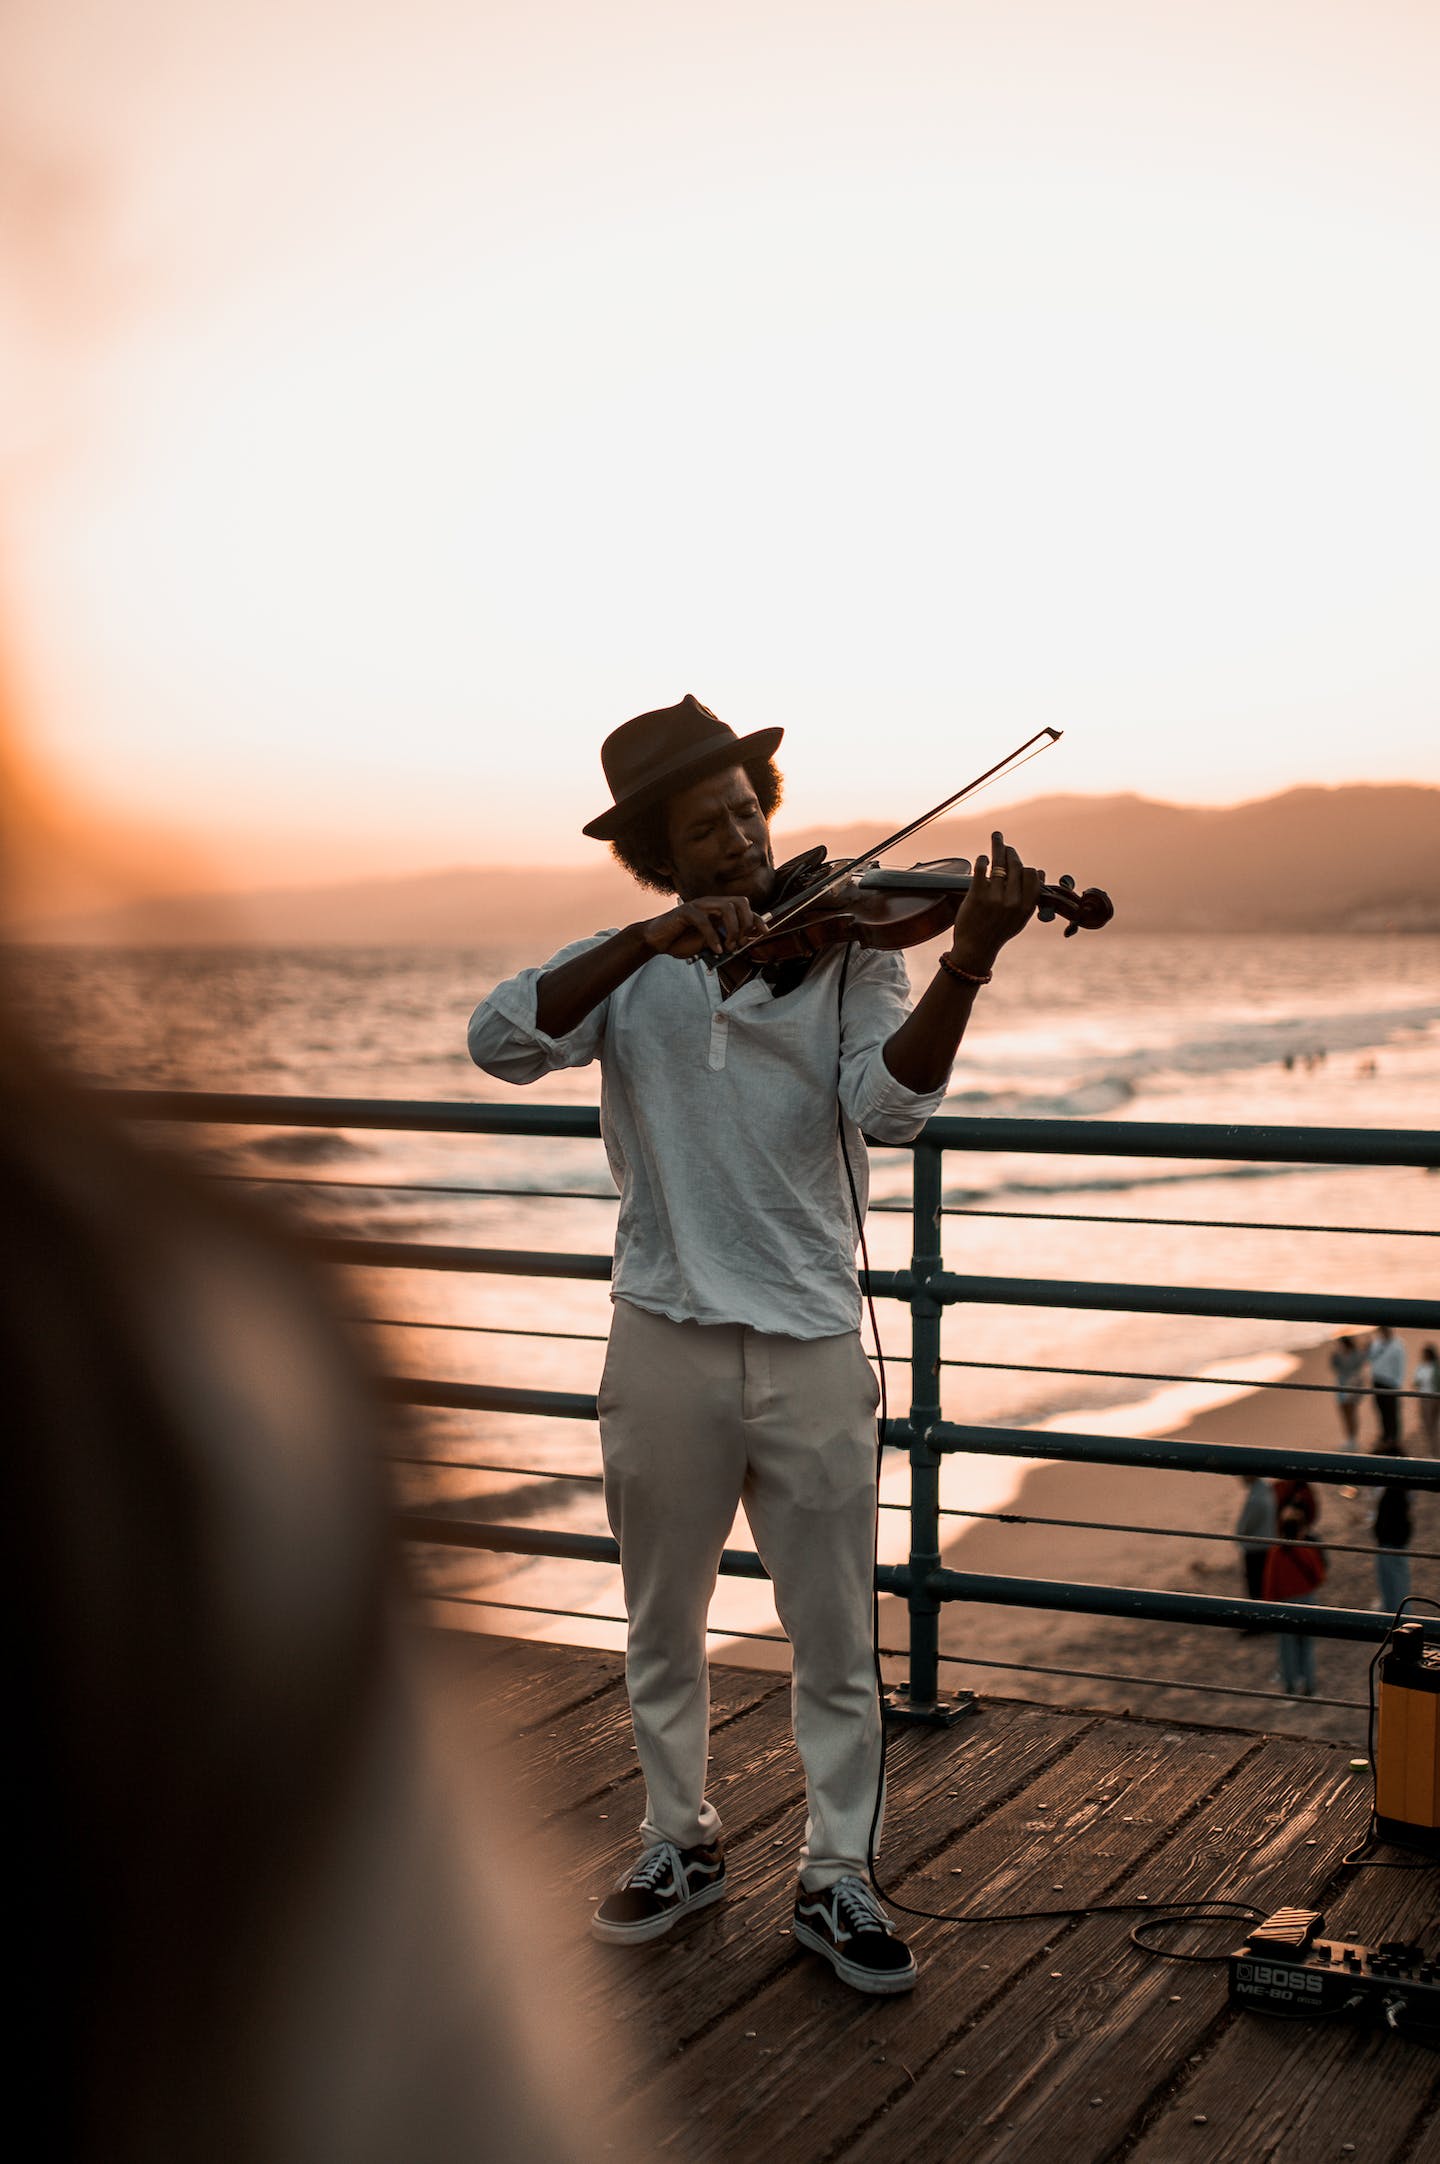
left=582, top=694, right=783, bottom=841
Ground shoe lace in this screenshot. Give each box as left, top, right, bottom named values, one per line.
left=620, top=1841, right=682, bottom=1893
left=831, top=1877, right=891, bottom=1936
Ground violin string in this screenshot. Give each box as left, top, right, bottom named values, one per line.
left=784, top=725, right=1060, bottom=918
left=892, top=735, right=1065, bottom=860
left=722, top=731, right=1058, bottom=963
left=838, top=724, right=1061, bottom=875
left=722, top=725, right=1062, bottom=965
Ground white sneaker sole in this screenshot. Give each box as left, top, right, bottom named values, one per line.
left=590, top=1875, right=727, bottom=1945
left=792, top=1916, right=918, bottom=1995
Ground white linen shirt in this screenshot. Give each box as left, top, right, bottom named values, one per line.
left=467, top=934, right=946, bottom=1339
left=1369, top=1334, right=1406, bottom=1389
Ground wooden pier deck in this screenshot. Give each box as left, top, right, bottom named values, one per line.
left=425, top=1632, right=1440, bottom=2163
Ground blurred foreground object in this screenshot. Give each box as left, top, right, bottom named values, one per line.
left=2, top=1014, right=610, bottom=2163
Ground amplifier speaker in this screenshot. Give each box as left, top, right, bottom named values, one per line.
left=1375, top=1622, right=1440, bottom=1854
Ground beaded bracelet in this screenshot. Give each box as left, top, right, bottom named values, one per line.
left=938, top=952, right=993, bottom=987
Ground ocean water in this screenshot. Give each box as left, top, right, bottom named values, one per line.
left=15, top=932, right=1439, bottom=1645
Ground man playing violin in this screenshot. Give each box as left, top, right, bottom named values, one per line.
left=468, top=693, right=1041, bottom=1994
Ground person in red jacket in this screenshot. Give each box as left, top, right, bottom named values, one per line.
left=1261, top=1479, right=1325, bottom=1697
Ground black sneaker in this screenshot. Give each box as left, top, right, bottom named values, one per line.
left=590, top=1838, right=726, bottom=1944
left=792, top=1876, right=918, bottom=1994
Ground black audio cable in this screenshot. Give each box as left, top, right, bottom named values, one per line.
left=835, top=946, right=1264, bottom=1963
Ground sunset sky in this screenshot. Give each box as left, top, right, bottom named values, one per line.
left=2, top=0, right=1437, bottom=902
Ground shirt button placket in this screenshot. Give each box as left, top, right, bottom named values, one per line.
left=709, top=1011, right=729, bottom=1072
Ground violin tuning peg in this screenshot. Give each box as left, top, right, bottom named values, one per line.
left=1037, top=902, right=1056, bottom=924
left=1059, top=873, right=1075, bottom=891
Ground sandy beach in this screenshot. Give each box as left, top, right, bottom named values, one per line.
left=721, top=1330, right=1437, bottom=1753
left=912, top=1328, right=1438, bottom=1748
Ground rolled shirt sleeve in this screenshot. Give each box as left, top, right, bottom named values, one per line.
left=466, top=932, right=618, bottom=1084
left=836, top=948, right=948, bottom=1142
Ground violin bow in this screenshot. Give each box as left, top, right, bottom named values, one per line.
left=721, top=724, right=1063, bottom=965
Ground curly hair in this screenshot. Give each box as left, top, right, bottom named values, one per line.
left=607, top=755, right=784, bottom=894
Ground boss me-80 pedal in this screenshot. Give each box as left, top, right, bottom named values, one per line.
left=1229, top=1908, right=1440, bottom=2035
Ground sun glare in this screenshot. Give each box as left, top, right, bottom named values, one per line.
left=3, top=0, right=1437, bottom=877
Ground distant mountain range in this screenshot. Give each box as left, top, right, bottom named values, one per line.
left=17, top=784, right=1440, bottom=944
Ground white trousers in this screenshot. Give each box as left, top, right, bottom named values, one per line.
left=597, top=1298, right=884, bottom=1889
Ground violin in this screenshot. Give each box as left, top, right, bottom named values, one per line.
left=704, top=853, right=1114, bottom=971
left=701, top=726, right=1114, bottom=972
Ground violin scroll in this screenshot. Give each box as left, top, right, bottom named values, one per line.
left=1037, top=873, right=1115, bottom=937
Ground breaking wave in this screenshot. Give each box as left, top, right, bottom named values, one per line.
left=939, top=1001, right=1440, bottom=1127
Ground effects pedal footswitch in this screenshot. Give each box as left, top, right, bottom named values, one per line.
left=1229, top=1908, right=1440, bottom=2038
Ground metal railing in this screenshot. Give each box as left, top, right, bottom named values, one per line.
left=110, top=1091, right=1440, bottom=1716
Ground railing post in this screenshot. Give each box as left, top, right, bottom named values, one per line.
left=884, top=1139, right=976, bottom=1727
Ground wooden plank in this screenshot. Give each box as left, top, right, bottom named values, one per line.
left=421, top=1627, right=626, bottom=1737
left=420, top=1639, right=1440, bottom=2164
left=551, top=1691, right=1094, bottom=1888
left=544, top=1677, right=822, bottom=1899
left=1130, top=1827, right=1440, bottom=2164
left=513, top=1661, right=789, bottom=1821
left=640, top=1715, right=1257, bottom=2161
left=839, top=1735, right=1370, bottom=2163
left=568, top=1697, right=1098, bottom=2091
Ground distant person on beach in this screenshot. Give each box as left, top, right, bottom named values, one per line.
left=469, top=693, right=1044, bottom=1996
left=1329, top=1334, right=1367, bottom=1445
left=1234, top=1476, right=1276, bottom=1615
left=1262, top=1478, right=1325, bottom=1698
left=1368, top=1442, right=1413, bottom=1615
left=1368, top=1323, right=1406, bottom=1445
left=1414, top=1343, right=1439, bottom=1453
